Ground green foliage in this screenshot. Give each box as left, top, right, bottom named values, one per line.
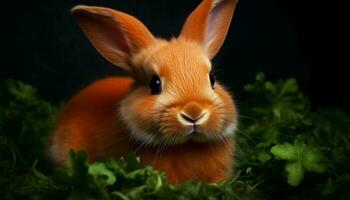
left=1, top=74, right=350, bottom=199
left=271, top=136, right=326, bottom=186
left=0, top=79, right=57, bottom=165
left=236, top=72, right=350, bottom=199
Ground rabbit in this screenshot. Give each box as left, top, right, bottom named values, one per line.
left=49, top=0, right=239, bottom=185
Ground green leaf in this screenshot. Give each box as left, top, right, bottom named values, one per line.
left=279, top=78, right=298, bottom=96
left=302, top=146, right=326, bottom=173
left=265, top=81, right=276, bottom=94
left=89, top=162, right=116, bottom=186
left=257, top=152, right=271, bottom=164
left=256, top=72, right=266, bottom=82
left=125, top=153, right=140, bottom=171
left=322, top=178, right=336, bottom=197
left=285, top=162, right=304, bottom=186
left=64, top=150, right=89, bottom=189
left=66, top=150, right=88, bottom=177
left=271, top=143, right=297, bottom=161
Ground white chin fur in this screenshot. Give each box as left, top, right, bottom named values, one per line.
left=127, top=121, right=238, bottom=146
left=129, top=129, right=189, bottom=146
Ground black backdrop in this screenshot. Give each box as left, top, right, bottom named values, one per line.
left=1, top=0, right=348, bottom=111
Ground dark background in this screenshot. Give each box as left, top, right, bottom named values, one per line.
left=1, top=0, right=347, bottom=111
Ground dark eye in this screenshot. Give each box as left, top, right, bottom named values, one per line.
left=209, top=73, right=216, bottom=88
left=150, top=75, right=162, bottom=95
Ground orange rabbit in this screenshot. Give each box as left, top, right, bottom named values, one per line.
left=49, top=0, right=239, bottom=185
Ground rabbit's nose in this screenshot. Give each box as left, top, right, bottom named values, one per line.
left=178, top=101, right=209, bottom=125
left=179, top=112, right=208, bottom=124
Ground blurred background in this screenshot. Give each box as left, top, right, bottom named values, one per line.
left=1, top=0, right=347, bottom=111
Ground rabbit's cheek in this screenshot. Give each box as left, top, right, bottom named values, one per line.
left=200, top=108, right=223, bottom=128
left=222, top=122, right=237, bottom=137
left=157, top=107, right=188, bottom=136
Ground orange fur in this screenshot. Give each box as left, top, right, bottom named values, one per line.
left=50, top=78, right=134, bottom=164
left=50, top=0, right=239, bottom=185
left=139, top=139, right=234, bottom=185
left=181, top=0, right=237, bottom=58
left=72, top=6, right=155, bottom=71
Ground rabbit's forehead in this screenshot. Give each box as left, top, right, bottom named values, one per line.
left=146, top=40, right=212, bottom=77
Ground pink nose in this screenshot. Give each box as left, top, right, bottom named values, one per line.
left=178, top=101, right=209, bottom=125
left=179, top=112, right=205, bottom=123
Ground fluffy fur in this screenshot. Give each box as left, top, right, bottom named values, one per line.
left=49, top=0, right=239, bottom=185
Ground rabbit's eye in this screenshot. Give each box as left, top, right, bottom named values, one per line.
left=150, top=75, right=162, bottom=95
left=209, top=73, right=216, bottom=88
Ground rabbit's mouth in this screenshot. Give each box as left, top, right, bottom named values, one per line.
left=163, top=121, right=237, bottom=144
left=185, top=126, right=213, bottom=141
left=128, top=125, right=234, bottom=147
left=180, top=125, right=208, bottom=142
left=183, top=119, right=237, bottom=143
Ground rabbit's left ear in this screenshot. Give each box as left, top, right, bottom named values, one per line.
left=180, top=0, right=238, bottom=59
left=71, top=5, right=155, bottom=72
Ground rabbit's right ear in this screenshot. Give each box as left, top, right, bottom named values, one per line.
left=180, top=0, right=237, bottom=59
left=72, top=6, right=155, bottom=71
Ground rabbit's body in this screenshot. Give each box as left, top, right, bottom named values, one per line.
left=51, top=76, right=233, bottom=184
left=50, top=77, right=134, bottom=164
left=139, top=139, right=233, bottom=184
left=50, top=0, right=239, bottom=185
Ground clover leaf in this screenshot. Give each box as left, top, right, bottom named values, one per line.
left=271, top=136, right=326, bottom=186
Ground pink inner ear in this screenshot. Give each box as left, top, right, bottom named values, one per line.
left=100, top=22, right=131, bottom=55
left=83, top=12, right=131, bottom=56
left=204, top=2, right=225, bottom=51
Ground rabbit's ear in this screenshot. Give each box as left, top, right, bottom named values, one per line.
left=72, top=6, right=155, bottom=71
left=180, top=0, right=237, bottom=59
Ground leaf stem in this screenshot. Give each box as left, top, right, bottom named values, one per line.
left=93, top=176, right=111, bottom=200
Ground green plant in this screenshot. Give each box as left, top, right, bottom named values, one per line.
left=235, top=72, right=350, bottom=199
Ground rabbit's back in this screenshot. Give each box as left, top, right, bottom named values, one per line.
left=49, top=77, right=134, bottom=164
